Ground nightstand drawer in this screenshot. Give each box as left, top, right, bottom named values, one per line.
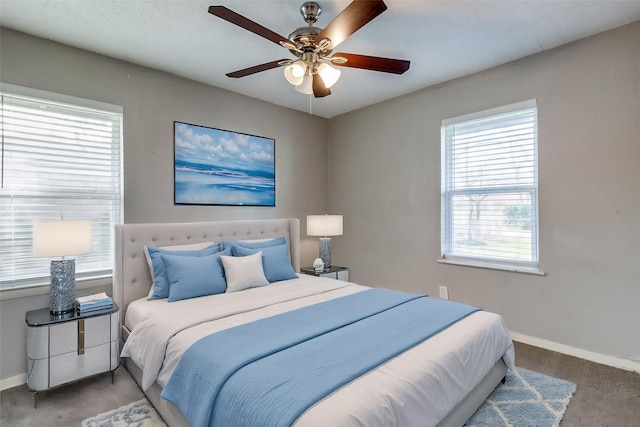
left=318, top=269, right=349, bottom=281
left=50, top=315, right=111, bottom=356
left=336, top=269, right=349, bottom=281
left=27, top=358, right=49, bottom=391
left=50, top=342, right=111, bottom=387
left=27, top=326, right=49, bottom=360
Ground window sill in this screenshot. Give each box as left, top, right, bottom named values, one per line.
left=0, top=276, right=112, bottom=301
left=437, top=259, right=545, bottom=276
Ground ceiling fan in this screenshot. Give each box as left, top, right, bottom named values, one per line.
left=208, top=0, right=410, bottom=98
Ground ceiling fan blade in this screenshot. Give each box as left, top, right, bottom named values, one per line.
left=315, top=0, right=387, bottom=50
left=208, top=6, right=289, bottom=46
left=312, top=74, right=331, bottom=98
left=226, top=59, right=290, bottom=78
left=332, top=53, right=410, bottom=74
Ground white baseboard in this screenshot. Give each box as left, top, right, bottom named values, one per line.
left=0, top=373, right=26, bottom=391
left=510, top=331, right=640, bottom=374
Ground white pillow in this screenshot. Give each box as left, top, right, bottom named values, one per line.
left=144, top=241, right=219, bottom=297
left=221, top=251, right=269, bottom=293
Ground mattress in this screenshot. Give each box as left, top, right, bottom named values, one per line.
left=122, top=275, right=514, bottom=426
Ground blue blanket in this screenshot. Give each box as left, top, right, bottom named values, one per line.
left=161, top=289, right=480, bottom=427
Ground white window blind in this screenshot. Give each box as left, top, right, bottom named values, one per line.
left=0, top=86, right=123, bottom=290
left=441, top=100, right=538, bottom=271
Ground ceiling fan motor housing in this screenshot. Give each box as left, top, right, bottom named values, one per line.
left=288, top=26, right=327, bottom=55
left=288, top=2, right=333, bottom=59
left=300, top=2, right=321, bottom=23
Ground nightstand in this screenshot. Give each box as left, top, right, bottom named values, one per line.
left=301, top=265, right=349, bottom=281
left=25, top=304, right=119, bottom=407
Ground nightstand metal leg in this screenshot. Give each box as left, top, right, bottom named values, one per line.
left=111, top=369, right=115, bottom=384
left=32, top=391, right=38, bottom=409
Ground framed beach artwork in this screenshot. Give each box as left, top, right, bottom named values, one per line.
left=174, top=121, right=275, bottom=206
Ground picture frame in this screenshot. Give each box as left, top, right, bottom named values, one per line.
left=174, top=121, right=275, bottom=206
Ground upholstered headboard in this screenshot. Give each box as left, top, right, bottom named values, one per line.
left=113, top=218, right=300, bottom=325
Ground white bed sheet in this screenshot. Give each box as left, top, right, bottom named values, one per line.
left=122, top=276, right=515, bottom=427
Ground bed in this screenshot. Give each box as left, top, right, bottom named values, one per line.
left=114, top=218, right=515, bottom=427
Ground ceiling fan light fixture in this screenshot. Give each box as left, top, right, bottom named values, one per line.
left=284, top=60, right=307, bottom=85
left=295, top=73, right=314, bottom=94
left=317, top=62, right=341, bottom=88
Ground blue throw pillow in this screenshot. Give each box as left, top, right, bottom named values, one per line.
left=232, top=243, right=297, bottom=283
left=147, top=244, right=221, bottom=300
left=222, top=236, right=286, bottom=251
left=163, top=248, right=230, bottom=302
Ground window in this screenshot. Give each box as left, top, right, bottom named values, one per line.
left=441, top=100, right=538, bottom=272
left=0, top=84, right=123, bottom=290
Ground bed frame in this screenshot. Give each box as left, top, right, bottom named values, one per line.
left=113, top=218, right=506, bottom=427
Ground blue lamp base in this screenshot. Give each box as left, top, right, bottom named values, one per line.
left=50, top=260, right=76, bottom=315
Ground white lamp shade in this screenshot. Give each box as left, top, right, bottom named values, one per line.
left=295, top=74, right=314, bottom=94
left=307, top=215, right=343, bottom=237
left=284, top=60, right=306, bottom=86
left=317, top=63, right=341, bottom=88
left=33, top=220, right=93, bottom=257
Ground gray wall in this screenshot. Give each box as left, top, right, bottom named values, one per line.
left=328, top=21, right=640, bottom=362
left=0, top=28, right=328, bottom=383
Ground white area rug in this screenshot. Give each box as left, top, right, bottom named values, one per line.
left=82, top=368, right=575, bottom=427
left=81, top=398, right=167, bottom=427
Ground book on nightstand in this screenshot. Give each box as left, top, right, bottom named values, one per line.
left=76, top=292, right=113, bottom=313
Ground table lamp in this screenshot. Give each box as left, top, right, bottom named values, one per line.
left=33, top=220, right=93, bottom=314
left=307, top=214, right=343, bottom=269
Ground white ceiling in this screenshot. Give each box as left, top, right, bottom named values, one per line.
left=2, top=1, right=640, bottom=118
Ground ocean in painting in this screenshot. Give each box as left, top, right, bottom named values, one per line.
left=175, top=159, right=275, bottom=206
left=174, top=122, right=275, bottom=206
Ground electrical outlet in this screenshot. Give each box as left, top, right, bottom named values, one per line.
left=439, top=285, right=449, bottom=300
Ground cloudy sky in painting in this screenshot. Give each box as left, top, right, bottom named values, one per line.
left=174, top=122, right=274, bottom=171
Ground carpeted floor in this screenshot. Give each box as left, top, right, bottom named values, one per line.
left=513, top=342, right=640, bottom=427
left=0, top=367, right=144, bottom=427
left=1, top=342, right=639, bottom=426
